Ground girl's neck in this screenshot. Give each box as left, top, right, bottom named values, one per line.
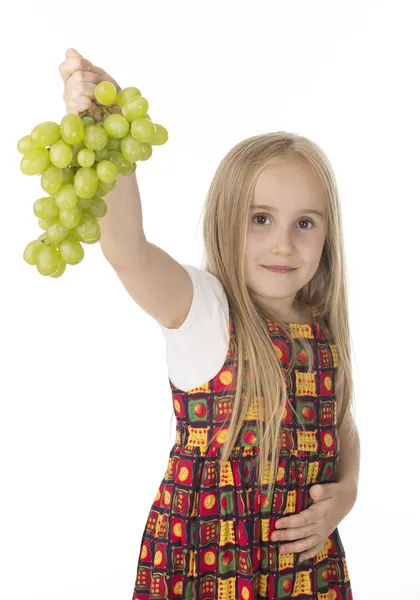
left=262, top=303, right=314, bottom=325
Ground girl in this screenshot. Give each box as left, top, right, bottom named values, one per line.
left=60, top=48, right=360, bottom=600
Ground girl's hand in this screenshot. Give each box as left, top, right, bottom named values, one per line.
left=59, top=48, right=122, bottom=121
left=270, top=482, right=357, bottom=563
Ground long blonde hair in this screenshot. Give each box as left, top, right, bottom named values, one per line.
left=199, top=131, right=356, bottom=500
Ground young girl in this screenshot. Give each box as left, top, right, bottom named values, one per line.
left=60, top=49, right=359, bottom=600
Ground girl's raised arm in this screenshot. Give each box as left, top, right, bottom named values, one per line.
left=59, top=49, right=193, bottom=330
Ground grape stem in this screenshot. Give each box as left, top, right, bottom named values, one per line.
left=81, top=103, right=116, bottom=122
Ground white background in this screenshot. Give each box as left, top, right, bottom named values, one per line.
left=1, top=1, right=418, bottom=598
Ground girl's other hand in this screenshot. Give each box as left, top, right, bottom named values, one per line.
left=59, top=48, right=122, bottom=120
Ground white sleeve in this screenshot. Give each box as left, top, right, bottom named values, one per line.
left=158, top=264, right=230, bottom=392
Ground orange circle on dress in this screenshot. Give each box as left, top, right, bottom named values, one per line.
left=220, top=370, right=233, bottom=385
left=174, top=581, right=183, bottom=595
left=179, top=466, right=189, bottom=481
left=204, top=494, right=216, bottom=509
left=204, top=551, right=216, bottom=565
left=324, top=376, right=332, bottom=391
left=173, top=523, right=182, bottom=537
left=324, top=433, right=333, bottom=448
left=154, top=550, right=162, bottom=566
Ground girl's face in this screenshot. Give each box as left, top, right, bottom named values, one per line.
left=244, top=158, right=327, bottom=319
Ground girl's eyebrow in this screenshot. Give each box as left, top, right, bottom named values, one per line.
left=251, top=204, right=325, bottom=218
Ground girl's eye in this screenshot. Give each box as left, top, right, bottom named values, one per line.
left=252, top=215, right=314, bottom=229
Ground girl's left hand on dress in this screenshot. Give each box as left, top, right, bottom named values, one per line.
left=270, top=482, right=357, bottom=563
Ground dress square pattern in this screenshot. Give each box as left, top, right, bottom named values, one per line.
left=132, top=307, right=352, bottom=599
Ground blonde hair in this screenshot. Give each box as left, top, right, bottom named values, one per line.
left=199, top=131, right=356, bottom=500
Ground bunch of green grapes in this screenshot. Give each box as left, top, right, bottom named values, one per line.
left=18, top=82, right=168, bottom=278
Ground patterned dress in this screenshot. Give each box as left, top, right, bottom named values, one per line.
left=132, top=305, right=352, bottom=599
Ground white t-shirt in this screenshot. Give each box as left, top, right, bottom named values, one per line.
left=158, top=264, right=230, bottom=392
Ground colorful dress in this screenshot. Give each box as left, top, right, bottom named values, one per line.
left=132, top=306, right=352, bottom=599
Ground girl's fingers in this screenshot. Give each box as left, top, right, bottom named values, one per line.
left=64, top=80, right=105, bottom=121
left=66, top=96, right=103, bottom=120
left=67, top=70, right=101, bottom=86
left=66, top=81, right=97, bottom=102
left=90, top=65, right=121, bottom=92
left=66, top=95, right=92, bottom=114
left=59, top=54, right=120, bottom=120
left=59, top=57, right=92, bottom=83
left=59, top=57, right=120, bottom=92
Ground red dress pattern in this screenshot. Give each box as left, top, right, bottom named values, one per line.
left=132, top=306, right=352, bottom=599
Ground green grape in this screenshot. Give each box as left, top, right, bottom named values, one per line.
left=63, top=167, right=75, bottom=184
left=96, top=160, right=117, bottom=183
left=55, top=183, right=79, bottom=210
left=121, top=135, right=152, bottom=162
left=116, top=87, right=141, bottom=109
left=77, top=196, right=92, bottom=209
left=36, top=245, right=61, bottom=275
left=97, top=179, right=116, bottom=197
left=74, top=167, right=98, bottom=198
left=150, top=124, right=169, bottom=146
left=77, top=148, right=96, bottom=167
left=103, top=114, right=130, bottom=139
left=17, top=135, right=35, bottom=155
left=106, top=138, right=120, bottom=151
left=87, top=196, right=107, bottom=219
left=82, top=116, right=95, bottom=127
left=131, top=117, right=156, bottom=143
left=71, top=142, right=86, bottom=166
left=19, top=79, right=169, bottom=277
left=50, top=140, right=73, bottom=168
left=120, top=133, right=144, bottom=162
left=94, top=81, right=117, bottom=106
left=34, top=196, right=59, bottom=221
left=46, top=218, right=69, bottom=244
left=75, top=212, right=101, bottom=243
left=59, top=205, right=83, bottom=228
left=20, top=148, right=51, bottom=175
left=61, top=114, right=84, bottom=145
left=50, top=260, right=67, bottom=278
left=83, top=124, right=108, bottom=151
left=23, top=240, right=44, bottom=265
left=30, top=122, right=61, bottom=148
left=67, top=228, right=83, bottom=242
left=38, top=218, right=50, bottom=230
left=126, top=161, right=137, bottom=175
left=122, top=96, right=149, bottom=122
left=108, top=150, right=134, bottom=175
left=58, top=238, right=84, bottom=264
left=41, top=165, right=64, bottom=195
left=95, top=148, right=109, bottom=161
left=81, top=232, right=101, bottom=244
left=137, top=143, right=152, bottom=161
